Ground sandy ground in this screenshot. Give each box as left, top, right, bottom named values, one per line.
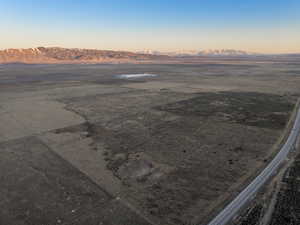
left=0, top=60, right=300, bottom=225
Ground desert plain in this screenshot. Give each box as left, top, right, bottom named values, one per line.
left=1, top=58, right=300, bottom=225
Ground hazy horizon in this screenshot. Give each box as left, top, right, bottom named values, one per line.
left=1, top=0, right=300, bottom=54
left=0, top=46, right=299, bottom=55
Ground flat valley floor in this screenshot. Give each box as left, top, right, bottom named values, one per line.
left=1, top=60, right=300, bottom=225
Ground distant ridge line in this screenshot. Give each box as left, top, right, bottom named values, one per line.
left=0, top=47, right=299, bottom=64
left=0, top=47, right=168, bottom=64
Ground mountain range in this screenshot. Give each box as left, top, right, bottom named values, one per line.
left=0, top=47, right=167, bottom=64
left=0, top=47, right=299, bottom=64
left=137, top=49, right=259, bottom=56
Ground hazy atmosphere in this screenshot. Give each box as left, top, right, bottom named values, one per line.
left=1, top=0, right=300, bottom=53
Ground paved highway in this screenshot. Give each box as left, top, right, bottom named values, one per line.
left=207, top=105, right=300, bottom=225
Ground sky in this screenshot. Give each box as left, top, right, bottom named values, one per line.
left=0, top=0, right=300, bottom=53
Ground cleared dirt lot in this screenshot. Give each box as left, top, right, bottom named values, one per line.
left=0, top=60, right=300, bottom=225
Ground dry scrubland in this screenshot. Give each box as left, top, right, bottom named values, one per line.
left=0, top=59, right=300, bottom=225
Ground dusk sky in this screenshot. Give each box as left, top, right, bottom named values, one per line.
left=1, top=0, right=300, bottom=53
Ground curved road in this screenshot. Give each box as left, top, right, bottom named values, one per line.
left=207, top=105, right=300, bottom=225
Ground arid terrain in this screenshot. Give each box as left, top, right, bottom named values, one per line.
left=1, top=59, right=300, bottom=225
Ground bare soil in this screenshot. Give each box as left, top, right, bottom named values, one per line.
left=0, top=60, right=300, bottom=225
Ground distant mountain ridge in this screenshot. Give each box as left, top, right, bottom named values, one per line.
left=137, top=49, right=259, bottom=56
left=0, top=47, right=167, bottom=64
left=1, top=47, right=299, bottom=64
